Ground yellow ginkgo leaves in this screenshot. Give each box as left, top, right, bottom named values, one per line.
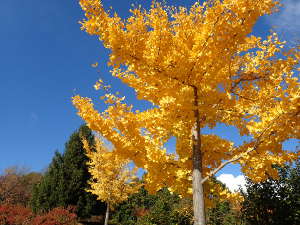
left=74, top=0, right=299, bottom=223
left=82, top=137, right=141, bottom=207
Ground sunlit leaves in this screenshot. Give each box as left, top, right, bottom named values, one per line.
left=82, top=137, right=141, bottom=207
left=74, top=0, right=299, bottom=201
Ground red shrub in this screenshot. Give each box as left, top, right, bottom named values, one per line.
left=0, top=204, right=77, bottom=225
left=32, top=207, right=77, bottom=225
left=0, top=204, right=33, bottom=225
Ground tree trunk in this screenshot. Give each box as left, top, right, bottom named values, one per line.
left=192, top=86, right=206, bottom=225
left=104, top=202, right=110, bottom=225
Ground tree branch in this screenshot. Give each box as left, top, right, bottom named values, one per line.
left=201, top=142, right=261, bottom=184
left=201, top=111, right=284, bottom=184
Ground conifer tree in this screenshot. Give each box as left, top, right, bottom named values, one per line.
left=241, top=159, right=300, bottom=225
left=31, top=125, right=105, bottom=218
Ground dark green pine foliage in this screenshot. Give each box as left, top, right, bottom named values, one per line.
left=111, top=177, right=244, bottom=225
left=207, top=201, right=244, bottom=225
left=241, top=159, right=300, bottom=225
left=31, top=125, right=105, bottom=218
left=110, top=186, right=193, bottom=225
left=207, top=177, right=244, bottom=225
left=139, top=188, right=193, bottom=225
left=110, top=186, right=156, bottom=225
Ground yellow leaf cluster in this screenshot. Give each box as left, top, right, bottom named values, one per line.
left=82, top=137, right=141, bottom=207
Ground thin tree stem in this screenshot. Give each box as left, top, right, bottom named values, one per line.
left=104, top=202, right=110, bottom=225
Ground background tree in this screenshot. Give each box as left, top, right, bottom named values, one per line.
left=0, top=166, right=42, bottom=206
left=137, top=188, right=193, bottom=225
left=110, top=185, right=155, bottom=225
left=110, top=186, right=193, bottom=225
left=73, top=0, right=300, bottom=224
left=206, top=178, right=244, bottom=225
left=241, top=159, right=300, bottom=225
left=30, top=125, right=105, bottom=218
left=111, top=178, right=242, bottom=225
left=207, top=201, right=244, bottom=225
left=82, top=137, right=141, bottom=225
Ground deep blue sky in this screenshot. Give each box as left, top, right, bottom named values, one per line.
left=0, top=0, right=298, bottom=174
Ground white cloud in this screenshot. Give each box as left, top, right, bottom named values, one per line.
left=267, top=0, right=300, bottom=43
left=217, top=174, right=246, bottom=192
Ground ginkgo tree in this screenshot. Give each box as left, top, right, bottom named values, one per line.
left=73, top=0, right=300, bottom=224
left=82, top=137, right=141, bottom=225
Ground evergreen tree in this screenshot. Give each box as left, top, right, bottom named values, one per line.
left=31, top=125, right=106, bottom=218
left=111, top=178, right=243, bottom=225
left=206, top=178, right=244, bottom=225
left=110, top=186, right=155, bottom=225
left=138, top=188, right=193, bottom=225
left=111, top=186, right=193, bottom=225
left=241, top=159, right=300, bottom=225
left=207, top=201, right=244, bottom=225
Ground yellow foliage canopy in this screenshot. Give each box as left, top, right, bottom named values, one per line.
left=74, top=0, right=300, bottom=198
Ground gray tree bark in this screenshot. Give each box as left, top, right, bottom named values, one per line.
left=192, top=86, right=206, bottom=225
